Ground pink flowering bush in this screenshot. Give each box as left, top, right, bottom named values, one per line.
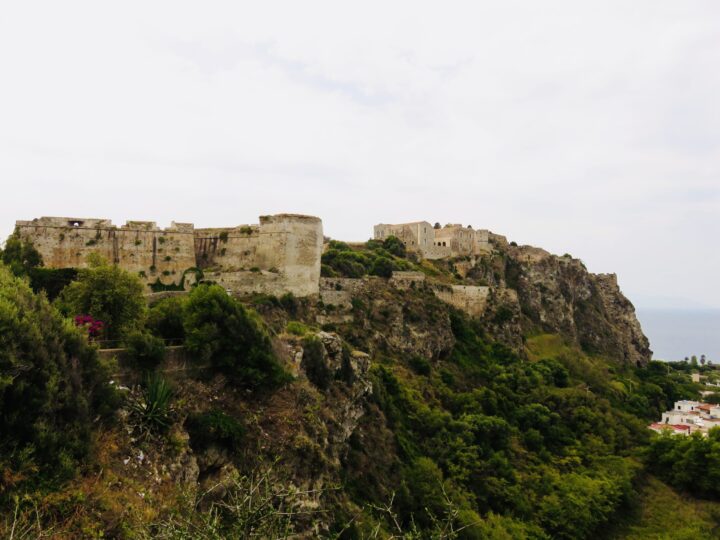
left=74, top=314, right=104, bottom=338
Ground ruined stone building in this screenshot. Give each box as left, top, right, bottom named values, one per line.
left=373, top=221, right=491, bottom=259
left=15, top=214, right=323, bottom=297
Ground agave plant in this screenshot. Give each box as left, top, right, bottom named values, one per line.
left=129, top=373, right=174, bottom=434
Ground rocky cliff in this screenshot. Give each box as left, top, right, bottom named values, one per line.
left=464, top=240, right=652, bottom=366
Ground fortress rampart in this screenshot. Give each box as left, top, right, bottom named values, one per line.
left=15, top=214, right=323, bottom=297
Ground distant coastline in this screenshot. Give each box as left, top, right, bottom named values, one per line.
left=637, top=309, right=720, bottom=363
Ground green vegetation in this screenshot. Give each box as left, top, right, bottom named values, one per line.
left=124, top=330, right=166, bottom=370
left=0, top=265, right=116, bottom=496
left=349, top=314, right=649, bottom=539
left=183, top=284, right=289, bottom=388
left=57, top=255, right=147, bottom=339
left=147, top=295, right=187, bottom=340
left=186, top=409, right=244, bottom=452
left=1, top=229, right=718, bottom=538
left=0, top=231, right=42, bottom=276
left=129, top=373, right=175, bottom=434
left=322, top=237, right=414, bottom=278
left=286, top=320, right=311, bottom=336
left=27, top=266, right=78, bottom=300
left=646, top=430, right=720, bottom=498
left=301, top=335, right=331, bottom=390
left=605, top=475, right=720, bottom=539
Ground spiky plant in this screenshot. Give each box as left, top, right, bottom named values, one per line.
left=129, top=373, right=174, bottom=434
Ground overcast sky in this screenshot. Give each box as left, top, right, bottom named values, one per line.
left=0, top=2, right=718, bottom=310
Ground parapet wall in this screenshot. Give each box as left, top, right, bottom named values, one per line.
left=16, top=214, right=323, bottom=297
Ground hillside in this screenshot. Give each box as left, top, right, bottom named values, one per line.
left=0, top=231, right=712, bottom=539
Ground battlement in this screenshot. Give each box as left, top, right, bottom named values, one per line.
left=15, top=214, right=323, bottom=297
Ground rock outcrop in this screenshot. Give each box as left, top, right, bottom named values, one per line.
left=505, top=246, right=651, bottom=365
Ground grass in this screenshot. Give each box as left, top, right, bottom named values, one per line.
left=605, top=475, right=720, bottom=539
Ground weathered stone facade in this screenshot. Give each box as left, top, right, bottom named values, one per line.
left=373, top=221, right=491, bottom=259
left=16, top=214, right=323, bottom=297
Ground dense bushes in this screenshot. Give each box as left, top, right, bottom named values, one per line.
left=301, top=335, right=331, bottom=390
left=0, top=265, right=116, bottom=494
left=58, top=256, right=147, bottom=339
left=0, top=232, right=42, bottom=276
left=183, top=284, right=289, bottom=388
left=646, top=430, right=720, bottom=498
left=321, top=237, right=412, bottom=278
left=186, top=409, right=245, bottom=451
left=0, top=233, right=77, bottom=299
left=147, top=296, right=187, bottom=341
left=124, top=330, right=166, bottom=370
left=354, top=307, right=653, bottom=538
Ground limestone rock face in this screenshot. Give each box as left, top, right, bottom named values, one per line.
left=508, top=247, right=651, bottom=365
left=300, top=332, right=372, bottom=457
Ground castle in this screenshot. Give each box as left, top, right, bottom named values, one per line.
left=15, top=215, right=323, bottom=297
left=374, top=221, right=492, bottom=259
left=14, top=215, right=503, bottom=318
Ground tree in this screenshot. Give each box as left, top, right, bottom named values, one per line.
left=0, top=232, right=42, bottom=276
left=58, top=257, right=146, bottom=340
left=382, top=235, right=406, bottom=258
left=370, top=256, right=394, bottom=278
left=183, top=284, right=289, bottom=388
left=0, top=264, right=115, bottom=490
left=701, top=354, right=706, bottom=366
left=434, top=222, right=441, bottom=229
left=147, top=295, right=187, bottom=341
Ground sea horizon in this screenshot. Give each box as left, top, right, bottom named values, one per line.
left=637, top=308, right=720, bottom=363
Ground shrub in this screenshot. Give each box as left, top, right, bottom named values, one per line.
left=0, top=232, right=42, bottom=276
left=493, top=305, right=514, bottom=324
left=286, top=321, right=309, bottom=336
left=409, top=355, right=431, bottom=376
left=183, top=284, right=289, bottom=388
left=219, top=231, right=229, bottom=243
left=58, top=257, right=146, bottom=339
left=186, top=409, right=244, bottom=451
left=147, top=296, right=187, bottom=341
left=0, top=265, right=116, bottom=491
left=382, top=235, right=406, bottom=258
left=301, top=336, right=331, bottom=390
left=370, top=256, right=394, bottom=278
left=27, top=267, right=77, bottom=300
left=125, top=330, right=166, bottom=370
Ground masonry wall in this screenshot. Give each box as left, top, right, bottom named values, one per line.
left=16, top=214, right=323, bottom=297
left=432, top=284, right=491, bottom=317
left=195, top=214, right=323, bottom=297
left=16, top=217, right=197, bottom=289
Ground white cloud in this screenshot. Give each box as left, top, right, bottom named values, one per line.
left=0, top=1, right=718, bottom=308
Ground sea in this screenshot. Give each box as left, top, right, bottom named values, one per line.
left=637, top=310, right=720, bottom=363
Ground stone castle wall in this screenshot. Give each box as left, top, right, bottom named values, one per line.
left=432, top=284, right=491, bottom=317
left=16, top=214, right=323, bottom=297
left=374, top=221, right=490, bottom=260
left=15, top=217, right=197, bottom=288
